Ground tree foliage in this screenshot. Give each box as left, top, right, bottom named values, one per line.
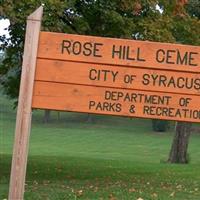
left=186, top=0, right=200, bottom=19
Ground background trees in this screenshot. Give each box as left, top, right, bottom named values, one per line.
left=0, top=0, right=199, bottom=163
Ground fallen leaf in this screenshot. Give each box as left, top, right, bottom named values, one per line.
left=76, top=189, right=83, bottom=197
left=33, top=180, right=38, bottom=185
left=129, top=188, right=136, bottom=193
left=169, top=191, right=175, bottom=197
left=94, top=187, right=98, bottom=192
left=109, top=193, right=117, bottom=200
left=176, top=185, right=182, bottom=189
left=152, top=193, right=158, bottom=198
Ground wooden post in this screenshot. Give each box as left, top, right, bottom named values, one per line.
left=8, top=6, right=43, bottom=200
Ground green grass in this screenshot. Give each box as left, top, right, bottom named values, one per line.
left=1, top=94, right=200, bottom=200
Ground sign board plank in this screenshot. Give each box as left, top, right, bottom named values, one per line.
left=35, top=59, right=200, bottom=96
left=38, top=32, right=200, bottom=72
left=32, top=81, right=200, bottom=123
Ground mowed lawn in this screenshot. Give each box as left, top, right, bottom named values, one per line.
left=1, top=94, right=200, bottom=200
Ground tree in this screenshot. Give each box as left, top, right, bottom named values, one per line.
left=168, top=122, right=192, bottom=163
left=0, top=0, right=199, bottom=163
left=167, top=0, right=200, bottom=164
left=152, top=119, right=169, bottom=132
left=186, top=0, right=200, bottom=19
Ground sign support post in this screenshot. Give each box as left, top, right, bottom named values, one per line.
left=8, top=6, right=43, bottom=200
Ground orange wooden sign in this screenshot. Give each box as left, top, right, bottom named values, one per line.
left=38, top=32, right=200, bottom=72
left=35, top=59, right=200, bottom=96
left=32, top=81, right=200, bottom=123
left=33, top=31, right=200, bottom=123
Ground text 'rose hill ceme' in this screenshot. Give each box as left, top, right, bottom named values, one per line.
left=61, top=39, right=198, bottom=67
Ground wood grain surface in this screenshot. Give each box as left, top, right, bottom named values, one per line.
left=35, top=59, right=200, bottom=95
left=37, top=31, right=200, bottom=72
left=32, top=81, right=200, bottom=123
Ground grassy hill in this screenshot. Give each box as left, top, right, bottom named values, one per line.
left=0, top=94, right=200, bottom=199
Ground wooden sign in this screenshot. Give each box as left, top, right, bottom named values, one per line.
left=9, top=6, right=200, bottom=200
left=33, top=34, right=200, bottom=123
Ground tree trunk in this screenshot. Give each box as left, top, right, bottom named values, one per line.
left=168, top=122, right=192, bottom=164
left=86, top=114, right=94, bottom=123
left=43, top=110, right=51, bottom=123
